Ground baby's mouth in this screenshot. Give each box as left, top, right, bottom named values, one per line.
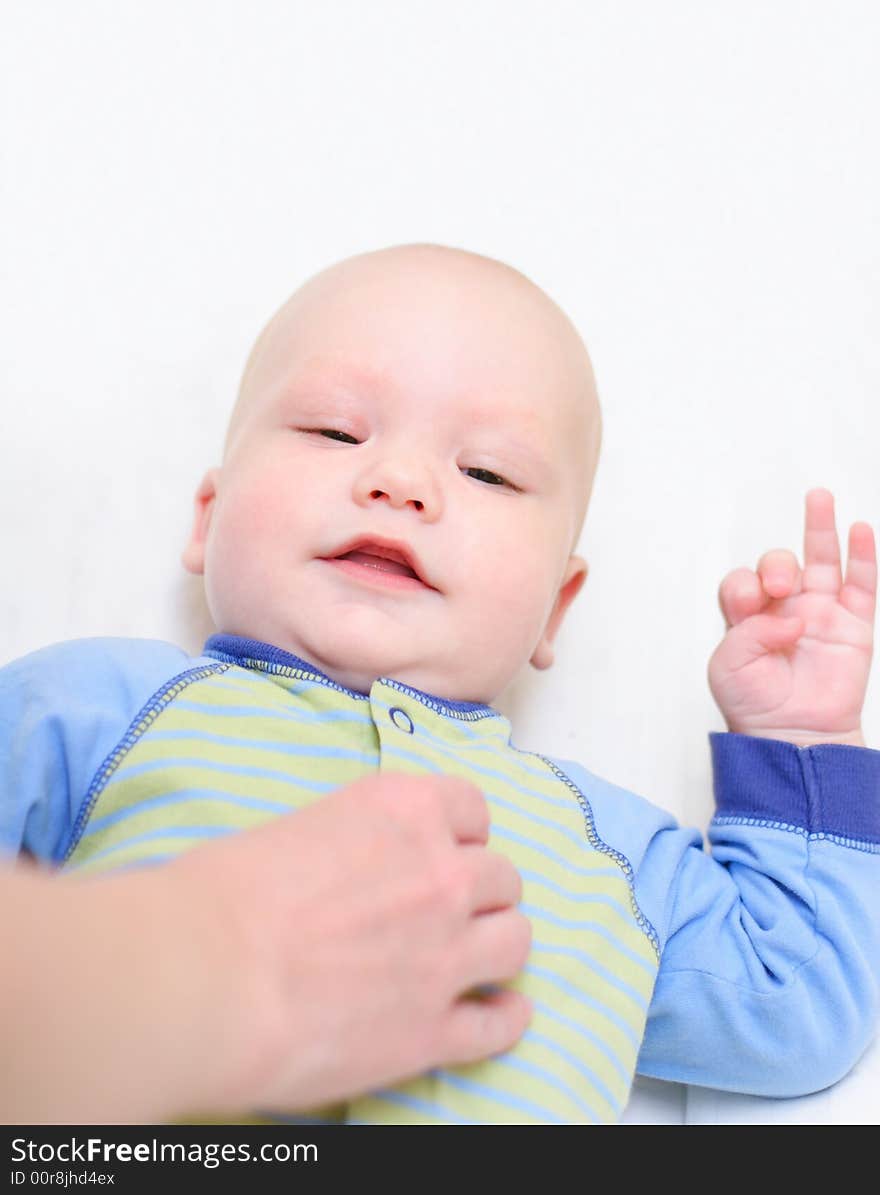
left=320, top=537, right=436, bottom=592
left=335, top=548, right=419, bottom=580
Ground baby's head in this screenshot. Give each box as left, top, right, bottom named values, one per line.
left=183, top=244, right=602, bottom=703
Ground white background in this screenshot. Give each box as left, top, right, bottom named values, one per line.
left=1, top=1, right=878, bottom=1124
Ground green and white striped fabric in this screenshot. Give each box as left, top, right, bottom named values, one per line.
left=64, top=652, right=659, bottom=1124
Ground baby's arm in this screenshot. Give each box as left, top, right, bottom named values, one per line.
left=622, top=491, right=877, bottom=1093
left=552, top=496, right=878, bottom=1094
left=640, top=739, right=879, bottom=1094
left=556, top=744, right=880, bottom=1096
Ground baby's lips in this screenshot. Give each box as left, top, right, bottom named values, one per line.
left=336, top=547, right=419, bottom=580
left=324, top=535, right=438, bottom=590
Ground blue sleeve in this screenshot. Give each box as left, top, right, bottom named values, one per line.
left=0, top=638, right=195, bottom=864
left=549, top=734, right=880, bottom=1097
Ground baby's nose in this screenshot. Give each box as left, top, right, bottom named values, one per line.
left=353, top=454, right=442, bottom=520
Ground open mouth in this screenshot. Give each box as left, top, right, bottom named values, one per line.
left=334, top=548, right=420, bottom=580
left=321, top=538, right=435, bottom=591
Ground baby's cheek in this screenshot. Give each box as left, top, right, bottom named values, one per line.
left=222, top=472, right=291, bottom=537
left=204, top=495, right=284, bottom=611
left=472, top=573, right=546, bottom=654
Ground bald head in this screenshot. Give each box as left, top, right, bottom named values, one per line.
left=229, top=243, right=601, bottom=552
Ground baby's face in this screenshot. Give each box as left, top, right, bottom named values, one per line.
left=184, top=247, right=599, bottom=702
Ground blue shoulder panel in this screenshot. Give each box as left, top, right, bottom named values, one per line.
left=0, top=638, right=197, bottom=862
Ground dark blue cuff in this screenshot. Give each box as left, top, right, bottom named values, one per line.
left=710, top=732, right=880, bottom=844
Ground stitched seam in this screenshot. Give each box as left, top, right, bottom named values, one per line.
left=204, top=649, right=371, bottom=699
left=61, top=663, right=231, bottom=862
left=712, top=815, right=880, bottom=854
left=534, top=753, right=660, bottom=961
left=800, top=745, right=821, bottom=833
left=204, top=649, right=500, bottom=722
left=379, top=677, right=500, bottom=722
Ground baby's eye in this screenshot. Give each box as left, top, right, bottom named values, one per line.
left=463, top=466, right=510, bottom=488
left=312, top=429, right=360, bottom=445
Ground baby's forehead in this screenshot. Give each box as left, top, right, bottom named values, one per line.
left=231, top=246, right=600, bottom=492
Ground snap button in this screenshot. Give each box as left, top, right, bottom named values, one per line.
left=389, top=706, right=414, bottom=734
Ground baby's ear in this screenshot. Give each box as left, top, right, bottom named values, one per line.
left=181, top=468, right=220, bottom=575
left=530, top=555, right=588, bottom=671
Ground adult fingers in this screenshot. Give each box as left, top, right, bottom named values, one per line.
left=373, top=773, right=491, bottom=846
left=455, top=907, right=532, bottom=991
left=440, top=988, right=533, bottom=1066
left=803, top=488, right=843, bottom=594
left=431, top=776, right=491, bottom=846
left=841, top=521, right=877, bottom=625
left=461, top=846, right=523, bottom=914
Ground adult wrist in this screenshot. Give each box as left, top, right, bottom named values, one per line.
left=0, top=862, right=244, bottom=1124
left=157, top=846, right=287, bottom=1119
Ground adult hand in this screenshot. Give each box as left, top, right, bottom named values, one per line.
left=180, top=771, right=533, bottom=1116
left=0, top=773, right=530, bottom=1124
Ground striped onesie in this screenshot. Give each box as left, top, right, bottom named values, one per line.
left=2, top=634, right=879, bottom=1121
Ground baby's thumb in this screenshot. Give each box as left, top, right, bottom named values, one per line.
left=724, top=614, right=804, bottom=671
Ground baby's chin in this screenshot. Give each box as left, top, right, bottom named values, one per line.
left=313, top=655, right=479, bottom=703
left=242, top=617, right=514, bottom=703
left=294, top=640, right=500, bottom=704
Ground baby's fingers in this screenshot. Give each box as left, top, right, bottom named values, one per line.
left=720, top=550, right=804, bottom=629
left=803, top=488, right=843, bottom=593
left=718, top=568, right=764, bottom=628
left=756, top=549, right=802, bottom=600
left=841, top=522, right=877, bottom=625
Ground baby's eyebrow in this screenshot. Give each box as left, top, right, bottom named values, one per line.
left=281, top=360, right=558, bottom=482
left=276, top=364, right=391, bottom=421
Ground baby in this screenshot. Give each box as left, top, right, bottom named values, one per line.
left=2, top=243, right=878, bottom=1124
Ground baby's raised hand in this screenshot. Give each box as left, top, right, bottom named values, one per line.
left=708, top=488, right=876, bottom=747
